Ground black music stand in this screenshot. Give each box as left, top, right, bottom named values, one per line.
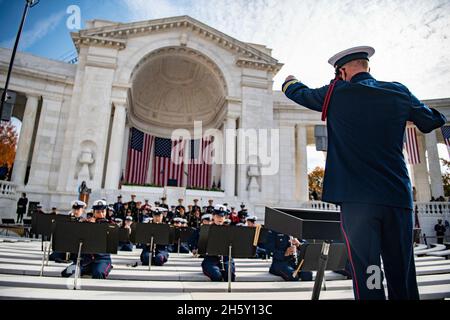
left=118, top=228, right=131, bottom=243
left=133, top=223, right=171, bottom=270
left=52, top=221, right=118, bottom=289
left=32, top=213, right=72, bottom=275
left=198, top=224, right=258, bottom=292
left=172, top=227, right=195, bottom=253
left=265, top=207, right=347, bottom=300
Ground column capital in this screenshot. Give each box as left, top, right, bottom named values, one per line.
left=112, top=100, right=127, bottom=108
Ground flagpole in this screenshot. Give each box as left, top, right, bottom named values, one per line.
left=1, top=0, right=39, bottom=119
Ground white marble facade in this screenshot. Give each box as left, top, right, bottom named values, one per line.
left=1, top=16, right=450, bottom=220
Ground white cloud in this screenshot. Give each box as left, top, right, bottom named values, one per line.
left=121, top=0, right=450, bottom=99
left=0, top=10, right=65, bottom=50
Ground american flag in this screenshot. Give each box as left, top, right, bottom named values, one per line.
left=404, top=127, right=421, bottom=165
left=153, top=137, right=186, bottom=187
left=125, top=128, right=154, bottom=185
left=441, top=126, right=450, bottom=156
left=188, top=137, right=213, bottom=189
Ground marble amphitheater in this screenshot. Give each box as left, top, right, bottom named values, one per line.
left=0, top=15, right=449, bottom=300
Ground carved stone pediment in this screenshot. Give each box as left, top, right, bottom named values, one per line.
left=71, top=16, right=283, bottom=73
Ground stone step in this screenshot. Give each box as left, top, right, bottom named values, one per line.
left=0, top=257, right=272, bottom=272
left=415, top=244, right=447, bottom=255
left=0, top=262, right=349, bottom=282
left=0, top=286, right=192, bottom=300
left=0, top=273, right=448, bottom=294
left=0, top=284, right=448, bottom=300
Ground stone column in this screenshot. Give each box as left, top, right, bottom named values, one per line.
left=104, top=104, right=126, bottom=189
left=11, top=94, right=39, bottom=185
left=425, top=130, right=444, bottom=198
left=223, top=116, right=236, bottom=197
left=295, top=124, right=309, bottom=201
left=412, top=133, right=431, bottom=202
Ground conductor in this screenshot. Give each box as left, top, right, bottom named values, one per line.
left=282, top=46, right=446, bottom=300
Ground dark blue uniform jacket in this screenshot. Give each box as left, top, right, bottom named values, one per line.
left=283, top=72, right=446, bottom=209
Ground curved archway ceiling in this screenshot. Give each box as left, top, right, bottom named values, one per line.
left=131, top=50, right=226, bottom=130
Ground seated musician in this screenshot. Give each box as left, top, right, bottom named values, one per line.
left=118, top=216, right=134, bottom=252
left=188, top=214, right=212, bottom=256
left=265, top=229, right=313, bottom=281
left=61, top=200, right=113, bottom=279
left=140, top=210, right=169, bottom=266
left=201, top=205, right=236, bottom=282
left=189, top=208, right=202, bottom=228
left=169, top=217, right=190, bottom=253
left=49, top=200, right=86, bottom=263
left=245, top=215, right=268, bottom=260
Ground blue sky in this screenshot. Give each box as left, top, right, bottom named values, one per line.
left=1, top=0, right=450, bottom=171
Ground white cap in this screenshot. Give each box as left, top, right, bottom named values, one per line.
left=71, top=200, right=86, bottom=208
left=328, top=46, right=375, bottom=69
left=92, top=199, right=107, bottom=210
left=214, top=204, right=227, bottom=212
left=201, top=214, right=212, bottom=221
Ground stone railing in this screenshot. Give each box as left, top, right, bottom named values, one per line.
left=414, top=202, right=450, bottom=216
left=301, top=201, right=450, bottom=217
left=299, top=201, right=340, bottom=211
left=0, top=181, right=16, bottom=199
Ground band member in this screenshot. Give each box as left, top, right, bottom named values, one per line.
left=188, top=208, right=202, bottom=229
left=140, top=211, right=169, bottom=266
left=188, top=214, right=212, bottom=256
left=160, top=197, right=169, bottom=210
left=176, top=207, right=188, bottom=221
left=205, top=199, right=214, bottom=214
left=128, top=194, right=138, bottom=221
left=245, top=215, right=268, bottom=259
left=118, top=216, right=134, bottom=252
left=229, top=206, right=239, bottom=225
left=141, top=199, right=152, bottom=211
left=201, top=205, right=236, bottom=282
left=61, top=200, right=113, bottom=279
left=69, top=200, right=86, bottom=220
left=49, top=200, right=87, bottom=263
left=169, top=218, right=190, bottom=253
left=175, top=198, right=186, bottom=214
left=265, top=230, right=312, bottom=281
left=192, top=199, right=201, bottom=213
left=113, top=195, right=125, bottom=219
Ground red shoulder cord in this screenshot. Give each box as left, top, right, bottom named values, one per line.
left=321, top=76, right=340, bottom=121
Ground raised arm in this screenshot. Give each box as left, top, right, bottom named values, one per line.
left=282, top=76, right=330, bottom=112
left=408, top=91, right=446, bottom=133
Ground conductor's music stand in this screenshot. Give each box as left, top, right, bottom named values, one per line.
left=265, top=207, right=347, bottom=300
left=198, top=224, right=259, bottom=293
left=133, top=223, right=171, bottom=270
left=52, top=221, right=118, bottom=289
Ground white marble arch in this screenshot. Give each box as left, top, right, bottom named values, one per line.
left=114, top=34, right=239, bottom=98
left=126, top=45, right=229, bottom=138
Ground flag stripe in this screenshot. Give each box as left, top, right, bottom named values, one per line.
left=125, top=128, right=154, bottom=185
left=188, top=137, right=212, bottom=189
left=441, top=126, right=450, bottom=157
left=153, top=138, right=185, bottom=187
left=404, top=127, right=420, bottom=165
